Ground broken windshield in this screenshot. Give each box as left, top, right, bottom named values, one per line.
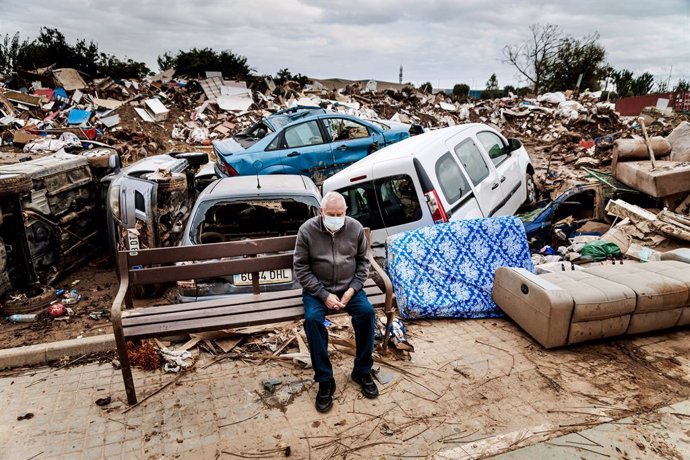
left=191, top=197, right=320, bottom=244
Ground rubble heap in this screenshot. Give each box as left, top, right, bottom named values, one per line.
left=2, top=68, right=688, bottom=191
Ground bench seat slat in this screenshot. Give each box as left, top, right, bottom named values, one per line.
left=123, top=285, right=384, bottom=328
left=124, top=293, right=387, bottom=339
left=124, top=279, right=380, bottom=319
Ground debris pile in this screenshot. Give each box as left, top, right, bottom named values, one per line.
left=3, top=68, right=687, bottom=174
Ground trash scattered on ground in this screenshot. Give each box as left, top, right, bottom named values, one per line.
left=16, top=412, right=34, bottom=421
left=261, top=378, right=283, bottom=393
left=95, top=397, right=112, bottom=407
left=6, top=313, right=38, bottom=323
left=127, top=341, right=160, bottom=371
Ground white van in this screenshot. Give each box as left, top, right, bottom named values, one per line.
left=321, top=123, right=536, bottom=258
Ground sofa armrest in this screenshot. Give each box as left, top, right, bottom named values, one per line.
left=492, top=267, right=574, bottom=348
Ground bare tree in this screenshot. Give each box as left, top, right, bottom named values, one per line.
left=503, top=24, right=562, bottom=94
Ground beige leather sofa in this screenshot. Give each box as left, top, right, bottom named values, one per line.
left=492, top=261, right=690, bottom=348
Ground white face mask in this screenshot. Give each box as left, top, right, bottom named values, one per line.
left=323, top=215, right=345, bottom=232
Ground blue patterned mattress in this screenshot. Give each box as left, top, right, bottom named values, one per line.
left=386, top=216, right=534, bottom=319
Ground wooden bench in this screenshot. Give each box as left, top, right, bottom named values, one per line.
left=111, top=229, right=394, bottom=404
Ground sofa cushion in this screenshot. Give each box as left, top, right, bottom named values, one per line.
left=633, top=261, right=690, bottom=326
left=627, top=308, right=684, bottom=334
left=583, top=264, right=689, bottom=313
left=540, top=271, right=636, bottom=322
left=568, top=316, right=631, bottom=345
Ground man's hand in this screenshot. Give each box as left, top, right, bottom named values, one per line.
left=340, top=288, right=356, bottom=306
left=325, top=293, right=345, bottom=310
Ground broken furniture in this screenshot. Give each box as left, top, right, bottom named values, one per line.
left=386, top=216, right=533, bottom=319
left=111, top=230, right=393, bottom=404
left=612, top=133, right=690, bottom=198
left=492, top=261, right=690, bottom=348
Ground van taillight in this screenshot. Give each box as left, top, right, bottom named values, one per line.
left=223, top=162, right=239, bottom=176
left=424, top=189, right=448, bottom=224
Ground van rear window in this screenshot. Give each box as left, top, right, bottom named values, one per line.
left=338, top=174, right=422, bottom=230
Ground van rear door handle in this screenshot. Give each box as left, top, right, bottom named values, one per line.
left=287, top=151, right=301, bottom=157
left=491, top=182, right=500, bottom=190
left=500, top=176, right=506, bottom=183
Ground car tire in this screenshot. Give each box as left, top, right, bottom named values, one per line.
left=0, top=173, right=33, bottom=197
left=524, top=173, right=538, bottom=206
left=4, top=284, right=55, bottom=314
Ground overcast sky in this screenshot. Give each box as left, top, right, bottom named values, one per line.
left=1, top=0, right=689, bottom=89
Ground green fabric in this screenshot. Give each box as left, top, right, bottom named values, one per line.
left=580, top=241, right=622, bottom=260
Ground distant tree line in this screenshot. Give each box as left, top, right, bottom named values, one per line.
left=0, top=28, right=150, bottom=79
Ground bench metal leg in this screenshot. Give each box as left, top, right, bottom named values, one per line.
left=113, top=329, right=137, bottom=405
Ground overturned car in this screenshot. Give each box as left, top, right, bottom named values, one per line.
left=0, top=149, right=118, bottom=312
left=103, top=151, right=213, bottom=253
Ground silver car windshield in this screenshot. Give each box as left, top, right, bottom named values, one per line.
left=191, top=196, right=320, bottom=244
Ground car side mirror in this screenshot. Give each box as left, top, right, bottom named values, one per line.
left=507, top=138, right=522, bottom=153
left=108, top=153, right=121, bottom=173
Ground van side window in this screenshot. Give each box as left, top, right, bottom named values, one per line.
left=339, top=182, right=385, bottom=230
left=377, top=175, right=422, bottom=228
left=435, top=152, right=470, bottom=204
left=454, top=139, right=490, bottom=185
left=337, top=174, right=422, bottom=230
left=477, top=131, right=508, bottom=166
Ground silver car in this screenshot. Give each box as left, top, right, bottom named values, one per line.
left=177, top=174, right=321, bottom=302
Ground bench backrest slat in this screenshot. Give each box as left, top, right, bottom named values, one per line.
left=129, top=253, right=294, bottom=285
left=126, top=235, right=298, bottom=267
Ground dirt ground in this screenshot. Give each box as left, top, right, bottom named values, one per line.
left=0, top=253, right=118, bottom=349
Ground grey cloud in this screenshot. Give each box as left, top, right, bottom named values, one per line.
left=0, top=0, right=688, bottom=88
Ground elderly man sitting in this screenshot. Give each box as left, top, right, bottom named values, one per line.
left=293, top=191, right=378, bottom=412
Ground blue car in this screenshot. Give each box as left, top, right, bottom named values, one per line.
left=213, top=112, right=422, bottom=183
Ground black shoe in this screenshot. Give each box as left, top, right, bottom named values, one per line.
left=351, top=371, right=379, bottom=399
left=315, top=378, right=336, bottom=412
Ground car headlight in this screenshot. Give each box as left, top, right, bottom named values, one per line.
left=108, top=184, right=121, bottom=220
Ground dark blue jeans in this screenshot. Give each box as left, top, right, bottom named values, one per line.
left=303, top=289, right=375, bottom=382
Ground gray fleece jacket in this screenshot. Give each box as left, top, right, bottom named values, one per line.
left=293, top=215, right=370, bottom=302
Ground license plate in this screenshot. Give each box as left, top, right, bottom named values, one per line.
left=233, top=269, right=293, bottom=286
left=126, top=229, right=140, bottom=256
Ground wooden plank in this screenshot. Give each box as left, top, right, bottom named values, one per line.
left=122, top=285, right=384, bottom=327
left=126, top=235, right=297, bottom=267
left=125, top=292, right=387, bottom=340
left=124, top=306, right=307, bottom=339
left=123, top=279, right=380, bottom=318
left=130, top=253, right=294, bottom=285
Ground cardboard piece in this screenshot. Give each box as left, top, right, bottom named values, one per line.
left=52, top=68, right=87, bottom=91
left=12, top=130, right=42, bottom=146
left=92, top=98, right=124, bottom=110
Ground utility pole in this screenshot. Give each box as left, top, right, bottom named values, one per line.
left=399, top=65, right=403, bottom=84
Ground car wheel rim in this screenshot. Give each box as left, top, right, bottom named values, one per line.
left=527, top=178, right=536, bottom=202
